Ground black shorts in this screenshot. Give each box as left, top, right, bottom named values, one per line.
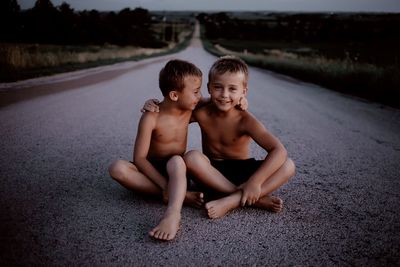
left=210, top=158, right=263, bottom=186
left=130, top=159, right=169, bottom=178
left=149, top=159, right=169, bottom=178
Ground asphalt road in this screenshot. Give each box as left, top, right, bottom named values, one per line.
left=1, top=27, right=400, bottom=266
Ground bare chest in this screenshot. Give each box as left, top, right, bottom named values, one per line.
left=201, top=118, right=247, bottom=146
left=152, top=117, right=189, bottom=143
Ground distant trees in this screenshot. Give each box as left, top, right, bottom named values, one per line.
left=0, top=0, right=21, bottom=41
left=198, top=12, right=400, bottom=44
left=0, top=0, right=166, bottom=47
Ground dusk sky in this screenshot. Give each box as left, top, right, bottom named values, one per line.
left=18, top=0, right=400, bottom=13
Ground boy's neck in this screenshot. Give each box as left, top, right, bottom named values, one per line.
left=160, top=98, right=189, bottom=115
left=210, top=103, right=239, bottom=118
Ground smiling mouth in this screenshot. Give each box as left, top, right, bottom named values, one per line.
left=217, top=100, right=231, bottom=104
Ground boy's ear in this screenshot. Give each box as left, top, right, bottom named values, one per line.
left=169, top=91, right=179, bottom=101
left=243, top=87, right=248, bottom=96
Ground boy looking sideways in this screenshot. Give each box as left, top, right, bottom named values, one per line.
left=108, top=59, right=204, bottom=240
left=185, top=56, right=296, bottom=218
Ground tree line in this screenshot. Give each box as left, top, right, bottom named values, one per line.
left=0, top=0, right=166, bottom=47
left=198, top=12, right=400, bottom=43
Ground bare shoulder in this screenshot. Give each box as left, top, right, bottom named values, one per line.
left=192, top=103, right=210, bottom=120
left=240, top=110, right=260, bottom=124
left=139, top=110, right=159, bottom=128
left=240, top=111, right=266, bottom=131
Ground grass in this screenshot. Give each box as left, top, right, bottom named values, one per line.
left=0, top=30, right=193, bottom=83
left=200, top=27, right=400, bottom=108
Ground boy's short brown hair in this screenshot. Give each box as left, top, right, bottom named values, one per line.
left=159, top=59, right=202, bottom=96
left=208, top=55, right=249, bottom=86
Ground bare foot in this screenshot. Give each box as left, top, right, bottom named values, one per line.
left=149, top=210, right=181, bottom=241
left=254, top=195, right=283, bottom=212
left=184, top=191, right=204, bottom=208
left=205, top=193, right=240, bottom=219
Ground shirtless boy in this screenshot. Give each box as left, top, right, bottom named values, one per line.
left=108, top=59, right=204, bottom=240
left=184, top=56, right=296, bottom=219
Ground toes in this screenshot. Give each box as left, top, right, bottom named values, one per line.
left=161, top=232, right=168, bottom=240
left=207, top=207, right=215, bottom=218
left=155, top=230, right=163, bottom=240
left=197, top=199, right=205, bottom=207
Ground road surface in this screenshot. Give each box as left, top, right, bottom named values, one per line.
left=1, top=26, right=400, bottom=266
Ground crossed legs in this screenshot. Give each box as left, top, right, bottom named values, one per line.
left=108, top=156, right=203, bottom=240
left=184, top=150, right=296, bottom=219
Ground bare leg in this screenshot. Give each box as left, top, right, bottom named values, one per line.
left=205, top=191, right=242, bottom=219
left=108, top=160, right=161, bottom=195
left=109, top=159, right=204, bottom=207
left=184, top=150, right=236, bottom=194
left=254, top=158, right=296, bottom=212
left=205, top=158, right=295, bottom=218
left=149, top=156, right=187, bottom=241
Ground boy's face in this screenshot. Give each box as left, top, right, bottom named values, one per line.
left=177, top=75, right=202, bottom=110
left=208, top=72, right=247, bottom=112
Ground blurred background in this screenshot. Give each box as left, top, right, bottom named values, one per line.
left=1, top=0, right=399, bottom=107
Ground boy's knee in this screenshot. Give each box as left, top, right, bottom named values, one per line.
left=167, top=155, right=185, bottom=171
left=108, top=160, right=128, bottom=181
left=183, top=150, right=203, bottom=168
left=285, top=158, right=296, bottom=178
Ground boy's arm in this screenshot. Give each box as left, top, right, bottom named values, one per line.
left=140, top=97, right=248, bottom=113
left=239, top=114, right=287, bottom=206
left=133, top=113, right=168, bottom=191
left=141, top=97, right=210, bottom=112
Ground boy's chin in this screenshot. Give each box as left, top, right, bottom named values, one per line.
left=215, top=104, right=233, bottom=111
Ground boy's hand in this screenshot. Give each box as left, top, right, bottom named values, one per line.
left=239, top=182, right=261, bottom=206
left=235, top=97, right=248, bottom=111
left=141, top=99, right=160, bottom=113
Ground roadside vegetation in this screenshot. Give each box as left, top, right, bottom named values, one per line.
left=198, top=12, right=400, bottom=108
left=0, top=0, right=194, bottom=82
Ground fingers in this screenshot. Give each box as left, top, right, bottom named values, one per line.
left=142, top=99, right=160, bottom=113
left=240, top=191, right=247, bottom=207
left=241, top=194, right=260, bottom=206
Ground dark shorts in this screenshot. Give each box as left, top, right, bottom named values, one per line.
left=130, top=159, right=169, bottom=178
left=210, top=158, right=263, bottom=186
left=149, top=159, right=169, bottom=178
